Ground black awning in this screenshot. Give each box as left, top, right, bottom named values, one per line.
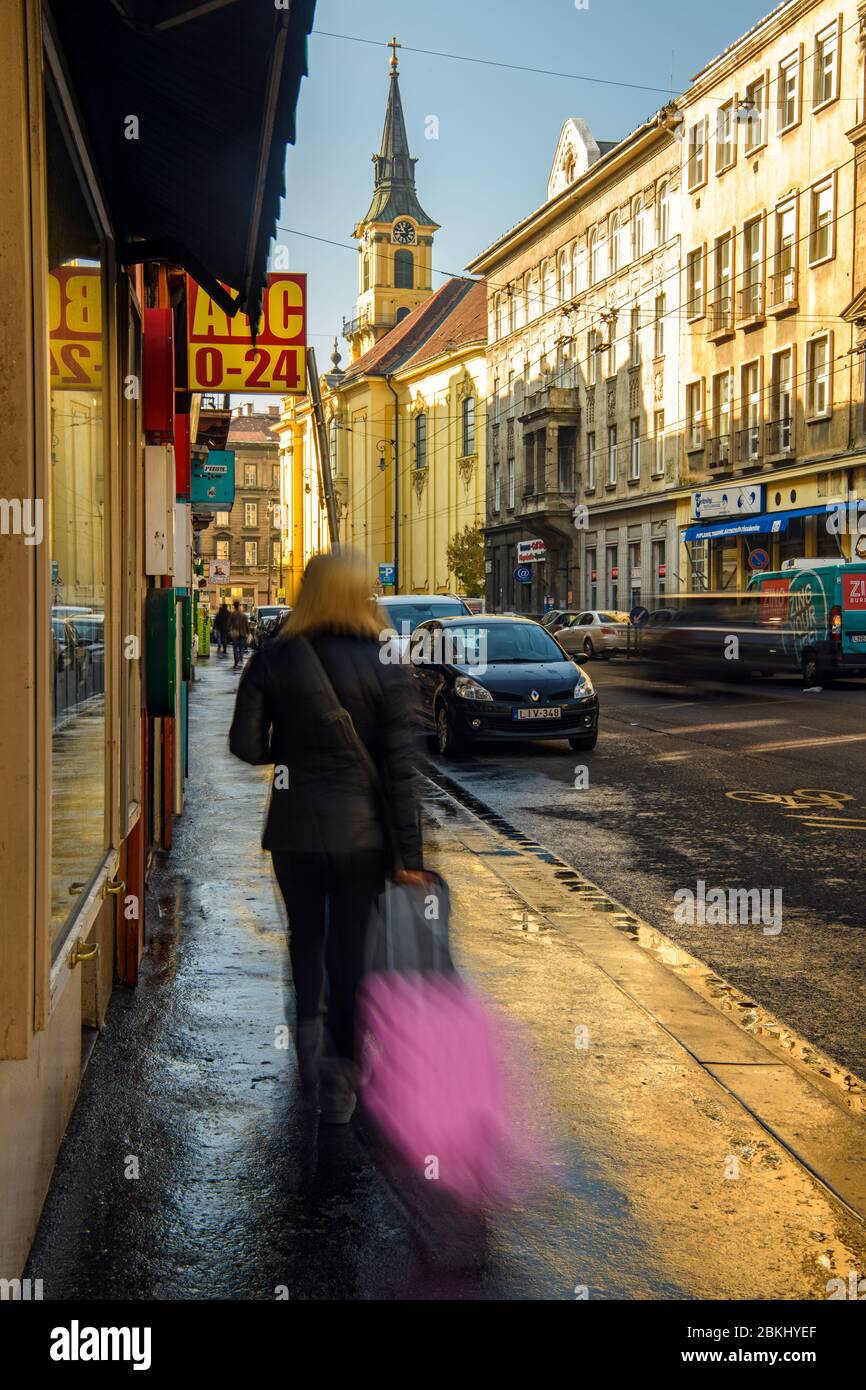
left=46, top=0, right=316, bottom=320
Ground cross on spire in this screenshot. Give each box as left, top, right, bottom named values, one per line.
left=387, top=35, right=401, bottom=71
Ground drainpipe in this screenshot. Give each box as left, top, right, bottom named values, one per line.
left=386, top=374, right=400, bottom=590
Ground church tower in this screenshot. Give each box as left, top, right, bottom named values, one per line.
left=346, top=39, right=439, bottom=363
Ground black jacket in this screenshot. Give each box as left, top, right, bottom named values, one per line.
left=229, top=631, right=422, bottom=868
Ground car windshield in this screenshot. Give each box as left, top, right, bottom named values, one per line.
left=448, top=621, right=566, bottom=664
left=598, top=612, right=630, bottom=624
left=380, top=600, right=468, bottom=631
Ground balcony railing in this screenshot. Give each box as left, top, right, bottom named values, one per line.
left=766, top=417, right=795, bottom=454
left=769, top=267, right=798, bottom=312
left=706, top=432, right=732, bottom=468
left=736, top=425, right=762, bottom=464
left=709, top=294, right=733, bottom=335
left=737, top=281, right=763, bottom=322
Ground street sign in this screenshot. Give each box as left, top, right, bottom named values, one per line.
left=514, top=564, right=533, bottom=585
left=630, top=605, right=650, bottom=626
left=209, top=559, right=231, bottom=582
left=692, top=484, right=765, bottom=521
left=378, top=563, right=396, bottom=586
left=517, top=538, right=546, bottom=563
left=187, top=272, right=307, bottom=394
left=191, top=450, right=235, bottom=508
left=748, top=547, right=770, bottom=570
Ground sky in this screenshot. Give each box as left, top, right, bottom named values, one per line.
left=262, top=0, right=775, bottom=377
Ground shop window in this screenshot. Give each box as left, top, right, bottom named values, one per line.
left=46, top=80, right=108, bottom=957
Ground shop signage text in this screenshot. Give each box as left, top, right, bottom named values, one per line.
left=191, top=450, right=235, bottom=508
left=516, top=539, right=546, bottom=563
left=187, top=273, right=307, bottom=394
left=49, top=265, right=102, bottom=390
left=692, top=484, right=765, bottom=521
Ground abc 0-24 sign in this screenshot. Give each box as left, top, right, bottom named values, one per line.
left=187, top=273, right=307, bottom=394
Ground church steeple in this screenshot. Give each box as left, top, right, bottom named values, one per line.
left=362, top=40, right=437, bottom=228
left=346, top=39, right=440, bottom=363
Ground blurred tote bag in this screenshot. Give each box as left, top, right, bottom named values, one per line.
left=357, top=877, right=514, bottom=1213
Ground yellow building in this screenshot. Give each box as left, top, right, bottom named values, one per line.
left=276, top=48, right=487, bottom=597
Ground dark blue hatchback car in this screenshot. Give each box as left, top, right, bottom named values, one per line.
left=407, top=615, right=599, bottom=757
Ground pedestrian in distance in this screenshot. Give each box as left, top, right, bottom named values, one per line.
left=228, top=550, right=426, bottom=1124
left=226, top=600, right=250, bottom=668
left=213, top=600, right=230, bottom=656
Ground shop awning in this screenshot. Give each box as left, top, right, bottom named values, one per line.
left=683, top=502, right=842, bottom=543
left=46, top=0, right=316, bottom=320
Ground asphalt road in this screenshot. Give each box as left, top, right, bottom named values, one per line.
left=426, top=660, right=866, bottom=1080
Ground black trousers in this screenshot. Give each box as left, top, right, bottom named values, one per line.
left=272, top=851, right=385, bottom=1059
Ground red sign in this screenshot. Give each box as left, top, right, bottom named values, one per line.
left=611, top=567, right=619, bottom=579
left=590, top=570, right=597, bottom=581
left=658, top=564, right=667, bottom=577
left=187, top=273, right=307, bottom=394
left=843, top=573, right=866, bottom=609
left=759, top=577, right=790, bottom=623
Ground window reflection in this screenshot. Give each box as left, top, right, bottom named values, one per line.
left=46, top=83, right=107, bottom=956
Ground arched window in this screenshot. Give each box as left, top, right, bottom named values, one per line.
left=610, top=214, right=620, bottom=273
left=395, top=307, right=410, bottom=324
left=394, top=249, right=414, bottom=288
left=462, top=395, right=476, bottom=455
left=657, top=182, right=670, bottom=244
left=362, top=254, right=370, bottom=291
left=559, top=250, right=572, bottom=304
left=414, top=412, right=427, bottom=469
left=572, top=241, right=583, bottom=293
left=543, top=259, right=556, bottom=311
left=632, top=198, right=645, bottom=259
left=525, top=268, right=539, bottom=319
left=589, top=230, right=602, bottom=285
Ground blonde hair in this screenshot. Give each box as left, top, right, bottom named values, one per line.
left=282, top=550, right=381, bottom=640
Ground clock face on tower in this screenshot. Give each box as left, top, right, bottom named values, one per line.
left=392, top=220, right=416, bottom=245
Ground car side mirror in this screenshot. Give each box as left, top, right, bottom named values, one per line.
left=572, top=652, right=587, bottom=665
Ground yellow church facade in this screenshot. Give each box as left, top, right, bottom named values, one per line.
left=275, top=47, right=487, bottom=599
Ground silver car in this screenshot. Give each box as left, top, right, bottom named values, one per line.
left=553, top=610, right=632, bottom=660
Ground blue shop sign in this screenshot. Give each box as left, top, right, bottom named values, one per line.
left=190, top=450, right=235, bottom=508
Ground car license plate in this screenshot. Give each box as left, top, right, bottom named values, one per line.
left=851, top=634, right=866, bottom=644
left=514, top=706, right=561, bottom=721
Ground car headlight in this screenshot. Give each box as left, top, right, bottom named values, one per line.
left=454, top=675, right=493, bottom=701
left=573, top=667, right=594, bottom=697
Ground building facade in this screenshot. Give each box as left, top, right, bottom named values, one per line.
left=0, top=0, right=314, bottom=1279
left=278, top=50, right=487, bottom=598
left=468, top=113, right=682, bottom=615
left=198, top=404, right=283, bottom=610
left=675, top=0, right=866, bottom=589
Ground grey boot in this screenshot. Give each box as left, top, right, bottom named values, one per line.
left=296, top=1017, right=324, bottom=1100
left=319, top=1057, right=357, bottom=1125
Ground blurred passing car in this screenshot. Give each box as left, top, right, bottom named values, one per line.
left=638, top=593, right=797, bottom=683
left=409, top=614, right=599, bottom=756
left=554, top=610, right=632, bottom=660
left=51, top=614, right=90, bottom=719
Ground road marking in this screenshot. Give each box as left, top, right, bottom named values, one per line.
left=794, top=817, right=866, bottom=831
left=654, top=751, right=692, bottom=762
left=749, top=732, right=866, bottom=753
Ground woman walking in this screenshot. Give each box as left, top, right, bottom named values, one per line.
left=229, top=552, right=424, bottom=1123
left=213, top=600, right=230, bottom=655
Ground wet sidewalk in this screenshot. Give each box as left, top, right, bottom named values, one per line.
left=26, top=653, right=866, bottom=1299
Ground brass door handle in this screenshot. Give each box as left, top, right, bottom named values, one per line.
left=102, top=877, right=126, bottom=898
left=68, top=938, right=99, bottom=968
